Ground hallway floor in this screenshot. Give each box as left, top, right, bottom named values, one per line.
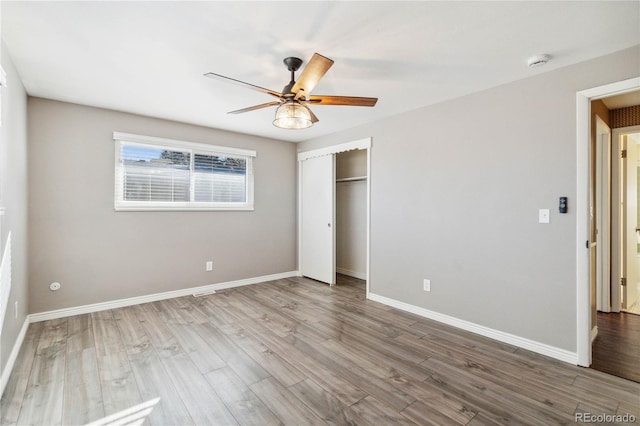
left=592, top=311, right=640, bottom=383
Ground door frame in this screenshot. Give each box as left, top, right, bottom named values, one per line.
left=297, top=137, right=372, bottom=295
left=577, top=77, right=640, bottom=367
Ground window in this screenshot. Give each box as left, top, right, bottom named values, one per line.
left=114, top=132, right=255, bottom=211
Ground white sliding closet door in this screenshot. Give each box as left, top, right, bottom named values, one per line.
left=300, top=154, right=335, bottom=285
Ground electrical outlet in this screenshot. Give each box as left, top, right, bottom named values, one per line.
left=423, top=279, right=431, bottom=292
left=206, top=261, right=213, bottom=271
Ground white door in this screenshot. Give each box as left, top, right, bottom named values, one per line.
left=624, top=133, right=640, bottom=311
left=300, top=155, right=335, bottom=285
left=595, top=116, right=611, bottom=312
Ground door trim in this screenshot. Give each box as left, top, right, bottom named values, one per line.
left=298, top=138, right=371, bottom=161
left=576, top=77, right=640, bottom=367
left=297, top=137, right=372, bottom=295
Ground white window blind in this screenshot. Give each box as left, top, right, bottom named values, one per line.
left=193, top=153, right=247, bottom=203
left=114, top=132, right=255, bottom=211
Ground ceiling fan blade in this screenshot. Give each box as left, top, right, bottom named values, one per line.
left=204, top=72, right=282, bottom=99
left=307, top=95, right=378, bottom=107
left=291, top=53, right=334, bottom=97
left=303, top=105, right=319, bottom=123
left=228, top=101, right=281, bottom=114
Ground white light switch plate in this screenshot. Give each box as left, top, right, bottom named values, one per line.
left=539, top=209, right=550, bottom=224
left=423, top=279, right=430, bottom=292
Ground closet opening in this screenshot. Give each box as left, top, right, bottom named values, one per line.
left=297, top=138, right=371, bottom=294
left=335, top=149, right=367, bottom=281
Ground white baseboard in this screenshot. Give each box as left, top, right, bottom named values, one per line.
left=367, top=292, right=578, bottom=365
left=30, top=271, right=299, bottom=323
left=0, top=317, right=29, bottom=398
left=591, top=325, right=598, bottom=343
left=336, top=267, right=366, bottom=280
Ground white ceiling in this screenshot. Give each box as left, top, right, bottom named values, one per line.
left=602, top=90, right=640, bottom=110
left=2, top=1, right=639, bottom=143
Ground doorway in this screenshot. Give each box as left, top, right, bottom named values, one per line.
left=576, top=77, right=640, bottom=367
left=335, top=149, right=368, bottom=281
left=298, top=138, right=371, bottom=294
left=591, top=123, right=640, bottom=383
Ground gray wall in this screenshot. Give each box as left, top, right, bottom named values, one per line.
left=28, top=98, right=297, bottom=314
left=299, top=46, right=640, bottom=352
left=0, top=44, right=29, bottom=376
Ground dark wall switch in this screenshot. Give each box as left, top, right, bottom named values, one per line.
left=559, top=197, right=567, bottom=214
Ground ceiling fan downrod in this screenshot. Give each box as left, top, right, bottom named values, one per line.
left=282, top=57, right=303, bottom=95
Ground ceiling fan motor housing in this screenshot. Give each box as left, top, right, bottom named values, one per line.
left=283, top=57, right=303, bottom=72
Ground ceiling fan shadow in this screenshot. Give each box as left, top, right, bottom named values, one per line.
left=330, top=57, right=436, bottom=81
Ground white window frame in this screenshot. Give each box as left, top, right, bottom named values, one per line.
left=113, top=132, right=256, bottom=211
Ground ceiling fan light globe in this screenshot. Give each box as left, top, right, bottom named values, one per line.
left=273, top=102, right=312, bottom=129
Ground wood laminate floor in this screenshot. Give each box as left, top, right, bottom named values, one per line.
left=2, top=275, right=639, bottom=425
left=592, top=311, right=640, bottom=383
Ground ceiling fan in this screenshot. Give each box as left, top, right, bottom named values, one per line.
left=204, top=53, right=378, bottom=129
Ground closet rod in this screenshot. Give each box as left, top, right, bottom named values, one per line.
left=336, top=176, right=367, bottom=183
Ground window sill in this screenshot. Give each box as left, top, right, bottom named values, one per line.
left=114, top=204, right=254, bottom=212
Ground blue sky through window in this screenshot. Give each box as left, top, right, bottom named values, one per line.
left=122, top=145, right=165, bottom=162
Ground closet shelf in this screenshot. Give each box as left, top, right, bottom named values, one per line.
left=336, top=176, right=367, bottom=183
